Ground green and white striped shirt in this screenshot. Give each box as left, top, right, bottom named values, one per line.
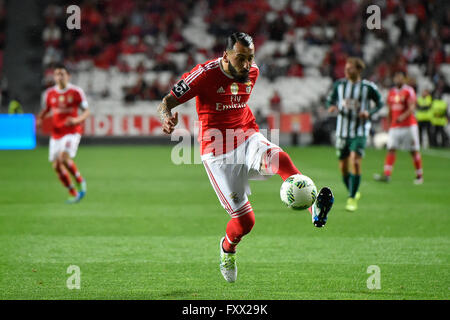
left=326, top=78, right=383, bottom=138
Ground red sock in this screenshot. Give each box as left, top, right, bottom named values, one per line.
left=55, top=164, right=77, bottom=196
left=412, top=152, right=423, bottom=178
left=266, top=150, right=301, bottom=181
left=64, top=159, right=83, bottom=183
left=223, top=209, right=255, bottom=253
left=383, top=151, right=396, bottom=177
left=266, top=150, right=313, bottom=216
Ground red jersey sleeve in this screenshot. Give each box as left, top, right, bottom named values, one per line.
left=41, top=88, right=51, bottom=112
left=170, top=64, right=207, bottom=104
left=73, top=86, right=89, bottom=109
left=405, top=86, right=416, bottom=104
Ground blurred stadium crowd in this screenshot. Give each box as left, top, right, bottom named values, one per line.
left=1, top=0, right=449, bottom=146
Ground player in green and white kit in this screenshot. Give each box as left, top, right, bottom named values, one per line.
left=325, top=57, right=383, bottom=211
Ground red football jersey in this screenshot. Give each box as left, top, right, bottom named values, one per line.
left=43, top=84, right=88, bottom=139
left=387, top=85, right=417, bottom=128
left=170, top=58, right=259, bottom=155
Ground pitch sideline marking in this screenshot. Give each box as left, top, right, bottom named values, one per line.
left=422, top=149, right=450, bottom=159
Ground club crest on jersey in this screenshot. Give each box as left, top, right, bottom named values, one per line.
left=172, top=79, right=190, bottom=98
left=245, top=80, right=253, bottom=93
left=230, top=83, right=239, bottom=95
left=394, top=94, right=404, bottom=103
left=230, top=192, right=240, bottom=203
left=67, top=95, right=73, bottom=103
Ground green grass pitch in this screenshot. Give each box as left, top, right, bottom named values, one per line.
left=0, top=145, right=449, bottom=299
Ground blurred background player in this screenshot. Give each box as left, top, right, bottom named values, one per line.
left=416, top=89, right=433, bottom=148
left=36, top=64, right=90, bottom=203
left=430, top=94, right=449, bottom=147
left=374, top=71, right=423, bottom=184
left=157, top=32, right=334, bottom=283
left=326, top=57, right=383, bottom=212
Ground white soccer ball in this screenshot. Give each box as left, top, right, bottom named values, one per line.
left=373, top=132, right=389, bottom=149
left=280, top=174, right=317, bottom=210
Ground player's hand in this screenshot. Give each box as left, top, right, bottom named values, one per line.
left=36, top=118, right=42, bottom=129
left=396, top=115, right=405, bottom=123
left=65, top=117, right=79, bottom=126
left=359, top=111, right=369, bottom=119
left=328, top=105, right=338, bottom=113
left=162, top=112, right=178, bottom=134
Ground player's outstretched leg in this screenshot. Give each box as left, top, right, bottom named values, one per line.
left=265, top=150, right=334, bottom=227
left=52, top=160, right=79, bottom=203
left=220, top=208, right=255, bottom=283
left=63, top=157, right=87, bottom=200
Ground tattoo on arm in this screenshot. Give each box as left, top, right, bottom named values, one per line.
left=157, top=94, right=179, bottom=122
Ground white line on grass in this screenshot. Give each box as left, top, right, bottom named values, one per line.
left=422, top=149, right=450, bottom=159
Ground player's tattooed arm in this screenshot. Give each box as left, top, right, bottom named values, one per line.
left=158, top=93, right=180, bottom=134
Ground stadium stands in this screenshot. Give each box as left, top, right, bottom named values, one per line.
left=36, top=0, right=450, bottom=140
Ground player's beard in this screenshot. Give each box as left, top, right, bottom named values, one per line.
left=228, top=61, right=249, bottom=83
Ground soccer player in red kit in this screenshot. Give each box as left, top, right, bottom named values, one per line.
left=157, top=33, right=334, bottom=282
left=374, top=71, right=423, bottom=184
left=36, top=64, right=90, bottom=203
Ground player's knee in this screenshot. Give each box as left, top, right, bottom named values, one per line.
left=353, top=160, right=361, bottom=172
left=261, top=148, right=283, bottom=173
left=339, top=160, right=349, bottom=174
left=52, top=161, right=59, bottom=170
left=60, top=152, right=71, bottom=163
left=350, top=154, right=362, bottom=172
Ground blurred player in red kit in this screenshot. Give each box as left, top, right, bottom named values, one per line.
left=157, top=32, right=334, bottom=282
left=374, top=71, right=423, bottom=184
left=36, top=64, right=90, bottom=203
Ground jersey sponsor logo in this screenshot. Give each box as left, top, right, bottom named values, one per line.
left=230, top=82, right=239, bottom=95
left=172, top=79, right=190, bottom=98
left=342, top=98, right=360, bottom=110
left=216, top=102, right=247, bottom=111
left=217, top=86, right=225, bottom=93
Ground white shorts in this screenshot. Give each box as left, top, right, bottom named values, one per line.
left=387, top=125, right=420, bottom=151
left=49, top=133, right=81, bottom=162
left=201, top=132, right=282, bottom=218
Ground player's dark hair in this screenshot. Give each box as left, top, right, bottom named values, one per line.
left=226, top=32, right=253, bottom=51
left=53, top=63, right=69, bottom=73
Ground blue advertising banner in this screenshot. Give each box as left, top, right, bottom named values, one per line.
left=0, top=114, right=36, bottom=150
